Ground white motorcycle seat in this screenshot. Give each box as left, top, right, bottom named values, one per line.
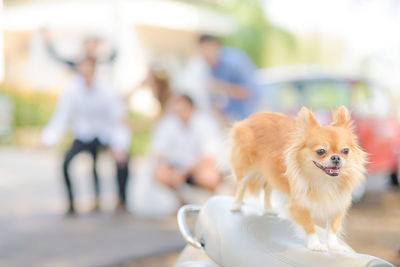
left=183, top=195, right=393, bottom=267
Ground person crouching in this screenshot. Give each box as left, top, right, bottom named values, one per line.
left=41, top=57, right=131, bottom=215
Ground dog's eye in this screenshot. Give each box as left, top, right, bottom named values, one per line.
left=341, top=148, right=349, bottom=155
left=316, top=149, right=326, bottom=156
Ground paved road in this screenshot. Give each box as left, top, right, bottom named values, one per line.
left=1, top=146, right=399, bottom=266
left=0, top=147, right=185, bottom=267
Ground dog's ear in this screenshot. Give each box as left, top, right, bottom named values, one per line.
left=331, top=106, right=350, bottom=127
left=297, top=107, right=319, bottom=130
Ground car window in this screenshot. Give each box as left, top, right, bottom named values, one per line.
left=351, top=81, right=392, bottom=117
left=302, top=81, right=350, bottom=109
left=350, top=82, right=370, bottom=115
left=258, top=78, right=393, bottom=120
left=278, top=83, right=301, bottom=111
left=258, top=80, right=350, bottom=113
left=258, top=83, right=300, bottom=113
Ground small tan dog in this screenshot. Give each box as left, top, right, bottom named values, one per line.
left=230, top=106, right=366, bottom=252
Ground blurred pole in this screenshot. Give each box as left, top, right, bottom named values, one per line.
left=0, top=0, right=4, bottom=83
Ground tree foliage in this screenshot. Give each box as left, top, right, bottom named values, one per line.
left=214, top=0, right=298, bottom=67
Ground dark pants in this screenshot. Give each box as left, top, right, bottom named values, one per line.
left=63, top=138, right=129, bottom=210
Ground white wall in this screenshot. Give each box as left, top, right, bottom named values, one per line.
left=1, top=0, right=236, bottom=92
left=0, top=0, right=4, bottom=83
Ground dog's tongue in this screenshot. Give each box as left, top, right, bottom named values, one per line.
left=326, top=167, right=339, bottom=174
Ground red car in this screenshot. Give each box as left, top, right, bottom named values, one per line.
left=256, top=66, right=400, bottom=185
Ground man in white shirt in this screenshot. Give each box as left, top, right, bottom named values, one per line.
left=41, top=58, right=131, bottom=215
left=152, top=94, right=222, bottom=192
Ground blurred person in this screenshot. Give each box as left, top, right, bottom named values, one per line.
left=173, top=55, right=214, bottom=112
left=151, top=94, right=222, bottom=197
left=41, top=27, right=117, bottom=70
left=198, top=34, right=259, bottom=121
left=41, top=57, right=131, bottom=215
left=124, top=67, right=172, bottom=134
left=139, top=67, right=172, bottom=114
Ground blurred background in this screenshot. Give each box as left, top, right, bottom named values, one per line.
left=0, top=0, right=400, bottom=266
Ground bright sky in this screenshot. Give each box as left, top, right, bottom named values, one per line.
left=264, top=0, right=400, bottom=58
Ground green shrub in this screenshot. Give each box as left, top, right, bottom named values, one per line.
left=0, top=88, right=57, bottom=127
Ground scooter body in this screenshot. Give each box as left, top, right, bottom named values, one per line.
left=175, top=196, right=393, bottom=267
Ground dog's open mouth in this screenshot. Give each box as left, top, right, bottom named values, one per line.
left=313, top=161, right=340, bottom=176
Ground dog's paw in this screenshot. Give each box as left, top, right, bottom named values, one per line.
left=307, top=234, right=328, bottom=252
left=230, top=202, right=242, bottom=212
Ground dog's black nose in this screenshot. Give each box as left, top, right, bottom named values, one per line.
left=330, top=155, right=341, bottom=163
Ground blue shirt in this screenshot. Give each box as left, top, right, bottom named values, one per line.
left=211, top=47, right=259, bottom=120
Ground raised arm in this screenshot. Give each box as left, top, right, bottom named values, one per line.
left=41, top=28, right=77, bottom=69
left=97, top=48, right=118, bottom=64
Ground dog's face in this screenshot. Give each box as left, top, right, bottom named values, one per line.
left=303, top=126, right=354, bottom=178
left=293, top=106, right=365, bottom=181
